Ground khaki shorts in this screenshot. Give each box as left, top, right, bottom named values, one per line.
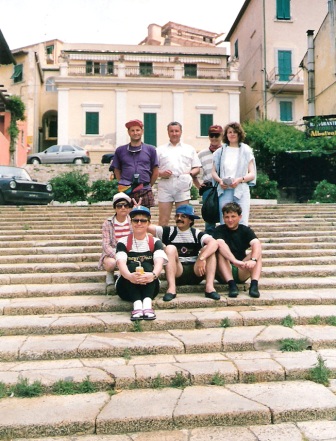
left=158, top=175, right=192, bottom=203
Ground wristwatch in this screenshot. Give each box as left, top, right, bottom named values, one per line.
left=152, top=272, right=157, bottom=279
left=251, top=258, right=257, bottom=262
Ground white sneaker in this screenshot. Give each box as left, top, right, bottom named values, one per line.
left=106, top=272, right=115, bottom=286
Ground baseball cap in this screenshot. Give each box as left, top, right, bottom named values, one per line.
left=208, top=125, right=223, bottom=134
left=130, top=205, right=151, bottom=218
left=112, top=192, right=132, bottom=207
left=176, top=204, right=200, bottom=220
left=125, top=119, right=143, bottom=129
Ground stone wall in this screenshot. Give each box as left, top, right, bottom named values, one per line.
left=24, top=164, right=112, bottom=184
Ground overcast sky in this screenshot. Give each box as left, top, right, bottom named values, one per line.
left=1, top=0, right=245, bottom=50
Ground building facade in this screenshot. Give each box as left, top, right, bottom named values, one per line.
left=226, top=0, right=328, bottom=128
left=1, top=36, right=242, bottom=164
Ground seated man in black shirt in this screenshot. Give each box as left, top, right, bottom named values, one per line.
left=213, top=202, right=262, bottom=298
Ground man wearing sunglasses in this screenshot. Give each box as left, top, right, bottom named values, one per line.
left=192, top=125, right=223, bottom=235
left=148, top=204, right=219, bottom=302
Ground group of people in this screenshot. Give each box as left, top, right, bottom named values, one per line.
left=98, top=118, right=262, bottom=321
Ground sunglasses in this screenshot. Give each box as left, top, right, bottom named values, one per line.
left=175, top=214, right=189, bottom=219
left=131, top=218, right=149, bottom=224
left=209, top=133, right=221, bottom=138
left=116, top=203, right=130, bottom=208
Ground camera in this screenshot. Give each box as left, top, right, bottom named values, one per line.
left=132, top=173, right=140, bottom=185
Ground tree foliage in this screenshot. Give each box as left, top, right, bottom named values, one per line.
left=6, top=95, right=26, bottom=163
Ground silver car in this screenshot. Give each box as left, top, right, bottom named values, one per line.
left=27, top=145, right=90, bottom=165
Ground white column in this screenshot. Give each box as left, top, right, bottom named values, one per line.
left=115, top=89, right=128, bottom=147
left=228, top=92, right=241, bottom=122
left=172, top=91, right=184, bottom=125
left=57, top=88, right=69, bottom=144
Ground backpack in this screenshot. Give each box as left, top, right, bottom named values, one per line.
left=126, top=233, right=155, bottom=252
left=162, top=226, right=197, bottom=245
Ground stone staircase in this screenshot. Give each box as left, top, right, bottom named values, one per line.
left=1, top=203, right=336, bottom=440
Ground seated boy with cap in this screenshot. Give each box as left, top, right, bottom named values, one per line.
left=148, top=204, right=219, bottom=301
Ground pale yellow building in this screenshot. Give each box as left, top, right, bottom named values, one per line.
left=1, top=23, right=242, bottom=164
left=226, top=0, right=328, bottom=128
left=301, top=0, right=336, bottom=117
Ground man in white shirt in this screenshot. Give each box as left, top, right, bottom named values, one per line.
left=156, top=122, right=201, bottom=226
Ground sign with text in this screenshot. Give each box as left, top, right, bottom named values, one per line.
left=303, top=115, right=336, bottom=137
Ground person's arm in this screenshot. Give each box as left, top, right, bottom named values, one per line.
left=101, top=221, right=115, bottom=257
left=199, top=235, right=218, bottom=259
left=114, top=168, right=121, bottom=181
left=234, top=159, right=256, bottom=186
left=216, top=239, right=245, bottom=268
left=150, top=166, right=159, bottom=186
left=189, top=167, right=200, bottom=177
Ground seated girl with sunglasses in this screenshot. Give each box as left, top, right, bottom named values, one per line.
left=98, top=192, right=137, bottom=287
left=115, top=206, right=168, bottom=321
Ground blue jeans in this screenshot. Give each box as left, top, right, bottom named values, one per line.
left=202, top=187, right=217, bottom=235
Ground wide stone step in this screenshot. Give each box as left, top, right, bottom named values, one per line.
left=3, top=324, right=336, bottom=361
left=1, top=382, right=336, bottom=439
left=2, top=303, right=336, bottom=336
left=0, top=246, right=101, bottom=256
left=6, top=420, right=336, bottom=441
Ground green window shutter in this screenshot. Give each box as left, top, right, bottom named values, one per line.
left=140, top=62, right=153, bottom=76
left=184, top=63, right=197, bottom=77
left=144, top=113, right=157, bottom=146
left=234, top=39, right=239, bottom=58
left=280, top=101, right=293, bottom=121
left=278, top=50, right=292, bottom=81
left=276, top=0, right=290, bottom=19
left=86, top=61, right=93, bottom=74
left=200, top=114, right=213, bottom=136
left=86, top=112, right=99, bottom=134
left=107, top=61, right=114, bottom=75
left=11, top=64, right=23, bottom=83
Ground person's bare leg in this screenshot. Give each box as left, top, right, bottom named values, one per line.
left=164, top=245, right=183, bottom=294
left=159, top=201, right=174, bottom=226
left=203, top=253, right=217, bottom=293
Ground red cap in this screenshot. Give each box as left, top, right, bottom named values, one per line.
left=208, top=125, right=223, bottom=134
left=125, top=119, right=143, bottom=129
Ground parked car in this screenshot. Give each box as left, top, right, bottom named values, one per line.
left=27, top=145, right=90, bottom=165
left=101, top=153, right=114, bottom=164
left=0, top=166, right=53, bottom=205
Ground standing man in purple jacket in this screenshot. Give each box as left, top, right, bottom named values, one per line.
left=112, top=119, right=159, bottom=208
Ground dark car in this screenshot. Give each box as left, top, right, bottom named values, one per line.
left=0, top=166, right=53, bottom=205
left=101, top=153, right=114, bottom=164
left=27, top=145, right=90, bottom=165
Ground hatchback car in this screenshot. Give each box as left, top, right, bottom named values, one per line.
left=27, top=145, right=90, bottom=165
left=0, top=166, right=53, bottom=205
left=101, top=153, right=114, bottom=164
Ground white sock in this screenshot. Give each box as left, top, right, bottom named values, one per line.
left=143, top=297, right=154, bottom=317
left=133, top=300, right=143, bottom=312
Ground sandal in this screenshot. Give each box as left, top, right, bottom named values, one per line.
left=143, top=308, right=156, bottom=321
left=130, top=309, right=144, bottom=321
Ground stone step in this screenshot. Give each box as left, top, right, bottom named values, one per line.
left=0, top=346, right=335, bottom=394
left=2, top=288, right=336, bottom=315
left=2, top=303, right=336, bottom=336
left=2, top=323, right=336, bottom=361
left=1, top=382, right=336, bottom=439
left=5, top=420, right=336, bottom=441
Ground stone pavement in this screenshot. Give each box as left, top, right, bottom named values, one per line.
left=0, top=203, right=336, bottom=440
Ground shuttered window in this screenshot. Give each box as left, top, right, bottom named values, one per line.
left=278, top=50, right=292, bottom=81
left=280, top=101, right=293, bottom=121
left=144, top=113, right=157, bottom=146
left=200, top=114, right=213, bottom=136
left=276, top=0, right=290, bottom=20
left=86, top=112, right=99, bottom=134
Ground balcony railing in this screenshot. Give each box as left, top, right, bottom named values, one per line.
left=66, top=64, right=230, bottom=80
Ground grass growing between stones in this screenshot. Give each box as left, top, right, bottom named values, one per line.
left=279, top=338, right=308, bottom=352
left=132, top=321, right=143, bottom=332
left=221, top=318, right=231, bottom=328
left=170, top=371, right=190, bottom=388
left=308, top=315, right=322, bottom=325
left=282, top=314, right=295, bottom=328
left=10, top=377, right=43, bottom=398
left=326, top=316, right=336, bottom=326
left=151, top=374, right=165, bottom=389
left=211, top=372, right=226, bottom=386
left=52, top=376, right=97, bottom=395
left=308, top=355, right=330, bottom=386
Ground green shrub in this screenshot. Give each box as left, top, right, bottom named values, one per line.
left=190, top=185, right=199, bottom=200
left=50, top=170, right=90, bottom=203
left=88, top=179, right=119, bottom=203
left=310, top=180, right=336, bottom=203
left=250, top=171, right=279, bottom=200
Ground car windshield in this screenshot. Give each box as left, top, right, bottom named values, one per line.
left=0, top=166, right=31, bottom=180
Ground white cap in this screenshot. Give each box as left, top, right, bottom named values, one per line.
left=112, top=192, right=132, bottom=206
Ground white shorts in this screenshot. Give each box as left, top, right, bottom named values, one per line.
left=158, top=175, right=192, bottom=203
